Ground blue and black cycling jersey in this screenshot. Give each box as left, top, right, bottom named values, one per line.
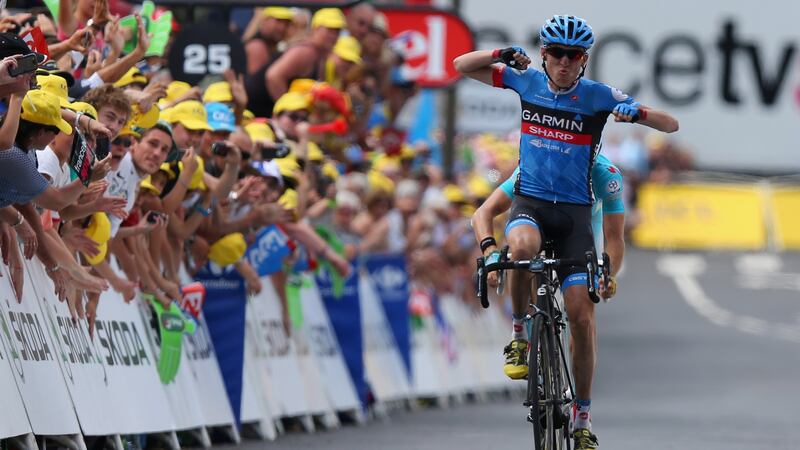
left=500, top=154, right=625, bottom=250
left=492, top=66, right=636, bottom=205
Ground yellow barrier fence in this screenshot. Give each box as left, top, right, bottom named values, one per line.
left=769, top=187, right=800, bottom=250
left=632, top=182, right=767, bottom=250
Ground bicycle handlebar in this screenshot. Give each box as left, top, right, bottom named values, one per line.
left=476, top=250, right=611, bottom=308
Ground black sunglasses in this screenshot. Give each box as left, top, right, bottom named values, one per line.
left=113, top=136, right=132, bottom=147
left=287, top=112, right=308, bottom=122
left=545, top=47, right=586, bottom=61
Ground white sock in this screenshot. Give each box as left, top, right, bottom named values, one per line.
left=573, top=399, right=592, bottom=430
left=511, top=314, right=527, bottom=340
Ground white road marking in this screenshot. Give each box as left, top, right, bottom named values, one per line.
left=735, top=253, right=783, bottom=274
left=657, top=254, right=800, bottom=343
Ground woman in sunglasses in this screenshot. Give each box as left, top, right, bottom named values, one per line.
left=454, top=14, right=679, bottom=450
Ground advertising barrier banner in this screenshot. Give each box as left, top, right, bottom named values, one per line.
left=316, top=265, right=367, bottom=406
left=297, top=275, right=361, bottom=414
left=359, top=273, right=412, bottom=403
left=632, top=183, right=766, bottom=249
left=0, top=260, right=81, bottom=436
left=769, top=187, right=800, bottom=250
left=0, top=270, right=33, bottom=440
left=363, top=253, right=411, bottom=377
left=195, top=268, right=247, bottom=425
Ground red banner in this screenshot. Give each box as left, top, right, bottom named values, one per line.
left=382, top=8, right=474, bottom=88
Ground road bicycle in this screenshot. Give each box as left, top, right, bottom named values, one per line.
left=477, top=245, right=609, bottom=450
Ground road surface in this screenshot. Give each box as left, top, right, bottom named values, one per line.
left=227, top=248, right=800, bottom=450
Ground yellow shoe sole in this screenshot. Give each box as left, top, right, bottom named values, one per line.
left=503, top=364, right=528, bottom=380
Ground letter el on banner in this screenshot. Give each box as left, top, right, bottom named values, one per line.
left=363, top=253, right=411, bottom=377
left=632, top=182, right=766, bottom=249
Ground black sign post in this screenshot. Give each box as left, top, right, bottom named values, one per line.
left=168, top=23, right=247, bottom=85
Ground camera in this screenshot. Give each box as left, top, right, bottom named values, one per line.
left=146, top=211, right=165, bottom=224
left=94, top=136, right=110, bottom=160
left=211, top=141, right=231, bottom=157
left=8, top=53, right=38, bottom=77
left=259, top=142, right=291, bottom=160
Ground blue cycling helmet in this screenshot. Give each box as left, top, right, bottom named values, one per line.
left=540, top=15, right=594, bottom=50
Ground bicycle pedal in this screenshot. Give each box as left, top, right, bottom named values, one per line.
left=523, top=400, right=532, bottom=407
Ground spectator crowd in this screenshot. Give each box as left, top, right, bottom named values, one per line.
left=0, top=0, right=691, bottom=338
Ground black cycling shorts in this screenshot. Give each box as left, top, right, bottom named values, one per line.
left=505, top=195, right=595, bottom=287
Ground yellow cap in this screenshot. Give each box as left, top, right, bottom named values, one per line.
left=159, top=80, right=193, bottom=108
left=278, top=188, right=298, bottom=210
left=400, top=144, right=416, bottom=160
left=373, top=154, right=401, bottom=173
left=307, top=141, right=324, bottom=162
left=178, top=156, right=207, bottom=191
left=119, top=117, right=142, bottom=138
left=333, top=36, right=362, bottom=64
left=321, top=161, right=339, bottom=181
left=140, top=176, right=161, bottom=195
left=82, top=213, right=111, bottom=266
left=21, top=90, right=72, bottom=135
left=468, top=175, right=493, bottom=199
left=65, top=101, right=98, bottom=120
left=167, top=100, right=213, bottom=131
left=288, top=78, right=317, bottom=94
left=131, top=103, right=160, bottom=129
left=159, top=162, right=178, bottom=179
left=275, top=156, right=301, bottom=180
left=208, top=233, right=247, bottom=267
left=261, top=7, right=294, bottom=20
left=244, top=122, right=275, bottom=142
left=242, top=109, right=255, bottom=125
left=311, top=8, right=346, bottom=29
left=113, top=67, right=148, bottom=88
left=36, top=74, right=70, bottom=107
left=203, top=81, right=233, bottom=103
left=367, top=170, right=395, bottom=196
left=273, top=92, right=311, bottom=115
left=443, top=184, right=467, bottom=204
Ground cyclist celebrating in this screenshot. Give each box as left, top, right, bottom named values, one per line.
left=473, top=153, right=626, bottom=297
left=454, top=14, right=678, bottom=450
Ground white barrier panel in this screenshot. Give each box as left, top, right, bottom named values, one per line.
left=0, top=262, right=81, bottom=436
left=293, top=329, right=337, bottom=419
left=0, top=268, right=33, bottom=439
left=25, top=259, right=117, bottom=436
left=478, top=302, right=517, bottom=390
left=248, top=279, right=311, bottom=418
left=183, top=314, right=238, bottom=428
left=438, top=296, right=482, bottom=394
left=136, top=302, right=207, bottom=432
left=410, top=314, right=451, bottom=399
left=358, top=274, right=412, bottom=403
left=241, top=313, right=279, bottom=440
left=297, top=276, right=362, bottom=414
left=95, top=290, right=177, bottom=434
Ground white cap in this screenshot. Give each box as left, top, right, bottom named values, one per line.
left=251, top=160, right=283, bottom=187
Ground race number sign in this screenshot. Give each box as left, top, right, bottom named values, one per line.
left=168, top=23, right=246, bottom=85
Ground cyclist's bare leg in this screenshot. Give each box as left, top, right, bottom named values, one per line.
left=507, top=225, right=541, bottom=316
left=563, top=284, right=596, bottom=399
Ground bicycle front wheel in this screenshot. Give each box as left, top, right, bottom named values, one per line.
left=527, top=313, right=558, bottom=450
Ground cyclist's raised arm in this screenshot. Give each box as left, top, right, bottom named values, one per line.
left=631, top=105, right=679, bottom=133
left=454, top=50, right=496, bottom=85
left=454, top=47, right=532, bottom=87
